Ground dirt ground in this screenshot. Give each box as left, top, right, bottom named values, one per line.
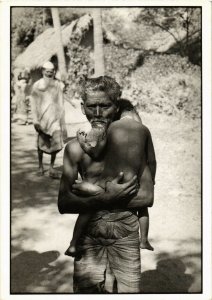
left=11, top=104, right=201, bottom=294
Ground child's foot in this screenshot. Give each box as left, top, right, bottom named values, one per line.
left=140, top=240, right=154, bottom=251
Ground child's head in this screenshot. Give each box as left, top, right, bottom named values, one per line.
left=116, top=99, right=141, bottom=122
left=77, top=125, right=107, bottom=159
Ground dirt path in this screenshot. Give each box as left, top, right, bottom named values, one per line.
left=11, top=111, right=201, bottom=293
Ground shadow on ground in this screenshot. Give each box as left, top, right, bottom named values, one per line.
left=11, top=125, right=63, bottom=211
left=141, top=250, right=201, bottom=293
left=11, top=250, right=73, bottom=293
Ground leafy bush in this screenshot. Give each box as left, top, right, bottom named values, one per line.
left=65, top=39, right=201, bottom=119
left=104, top=44, right=141, bottom=86
left=65, top=39, right=93, bottom=99
left=122, top=54, right=201, bottom=119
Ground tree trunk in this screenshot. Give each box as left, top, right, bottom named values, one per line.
left=92, top=8, right=105, bottom=77
left=51, top=8, right=67, bottom=80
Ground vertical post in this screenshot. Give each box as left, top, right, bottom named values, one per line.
left=93, top=8, right=105, bottom=77
left=51, top=8, right=67, bottom=80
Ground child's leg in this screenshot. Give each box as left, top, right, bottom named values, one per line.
left=65, top=213, right=92, bottom=257
left=138, top=207, right=154, bottom=251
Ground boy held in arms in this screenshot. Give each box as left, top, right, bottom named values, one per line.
left=65, top=99, right=155, bottom=257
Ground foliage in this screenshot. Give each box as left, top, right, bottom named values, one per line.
left=102, top=7, right=201, bottom=66
left=135, top=8, right=201, bottom=56
left=104, top=44, right=201, bottom=119
left=11, top=8, right=52, bottom=62
left=102, top=8, right=154, bottom=49
left=11, top=7, right=86, bottom=63
left=65, top=39, right=201, bottom=119
left=65, top=38, right=93, bottom=99
left=122, top=54, right=201, bottom=119
left=104, top=44, right=141, bottom=85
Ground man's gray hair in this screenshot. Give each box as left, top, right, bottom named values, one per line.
left=80, top=76, right=122, bottom=103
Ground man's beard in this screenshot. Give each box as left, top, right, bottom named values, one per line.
left=91, top=120, right=108, bottom=129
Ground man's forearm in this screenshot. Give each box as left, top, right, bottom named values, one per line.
left=58, top=172, right=139, bottom=214
left=126, top=195, right=152, bottom=209
left=126, top=187, right=154, bottom=209
left=148, top=160, right=157, bottom=184
left=58, top=189, right=113, bottom=214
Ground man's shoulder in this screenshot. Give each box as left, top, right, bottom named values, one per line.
left=139, top=123, right=152, bottom=137
left=110, top=119, right=151, bottom=138
left=65, top=138, right=84, bottom=161
left=33, top=78, right=43, bottom=85
left=140, top=123, right=150, bottom=132
left=32, top=78, right=44, bottom=90
left=111, top=117, right=146, bottom=130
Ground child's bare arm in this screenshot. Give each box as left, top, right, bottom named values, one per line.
left=72, top=180, right=104, bottom=196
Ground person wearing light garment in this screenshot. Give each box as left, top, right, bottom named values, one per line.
left=58, top=76, right=156, bottom=293
left=31, top=61, right=65, bottom=178
left=13, top=69, right=31, bottom=125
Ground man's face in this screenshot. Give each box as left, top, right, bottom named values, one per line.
left=42, top=68, right=54, bottom=78
left=82, top=91, right=118, bottom=128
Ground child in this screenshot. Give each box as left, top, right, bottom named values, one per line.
left=65, top=106, right=155, bottom=257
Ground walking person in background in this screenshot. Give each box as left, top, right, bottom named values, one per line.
left=13, top=69, right=31, bottom=125
left=31, top=61, right=65, bottom=178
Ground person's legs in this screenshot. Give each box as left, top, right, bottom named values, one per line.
left=138, top=208, right=154, bottom=251
left=50, top=152, right=56, bottom=172
left=37, top=148, right=44, bottom=176
left=49, top=151, right=60, bottom=178
left=108, top=231, right=142, bottom=293
left=73, top=235, right=108, bottom=293
left=37, top=130, right=63, bottom=178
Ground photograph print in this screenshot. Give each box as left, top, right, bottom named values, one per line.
left=9, top=4, right=205, bottom=296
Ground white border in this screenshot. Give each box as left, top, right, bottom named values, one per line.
left=0, top=1, right=211, bottom=299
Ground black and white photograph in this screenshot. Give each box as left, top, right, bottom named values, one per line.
left=0, top=1, right=211, bottom=299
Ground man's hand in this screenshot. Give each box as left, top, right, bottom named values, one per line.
left=104, top=172, right=139, bottom=203
left=34, top=123, right=42, bottom=133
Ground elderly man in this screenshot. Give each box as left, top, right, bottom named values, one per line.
left=31, top=61, right=64, bottom=178
left=58, top=76, right=156, bottom=293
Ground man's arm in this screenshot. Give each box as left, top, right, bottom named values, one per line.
left=146, top=128, right=157, bottom=185
left=126, top=128, right=156, bottom=210
left=58, top=141, right=138, bottom=214
left=126, top=170, right=154, bottom=209
left=30, top=84, right=43, bottom=133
